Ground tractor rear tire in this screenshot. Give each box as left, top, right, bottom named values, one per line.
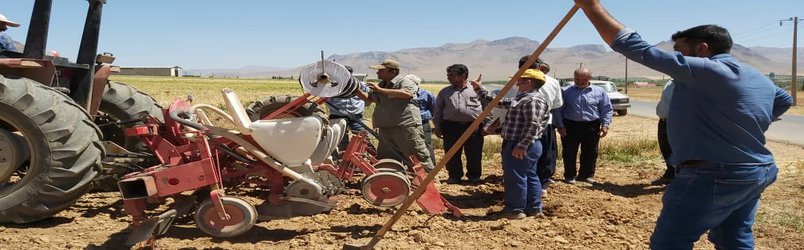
left=92, top=81, right=164, bottom=191
left=245, top=95, right=325, bottom=121
left=0, top=75, right=104, bottom=224
left=98, top=81, right=164, bottom=150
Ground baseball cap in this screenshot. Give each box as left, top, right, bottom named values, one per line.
left=369, top=59, right=400, bottom=70
left=520, top=69, right=545, bottom=81
left=0, top=14, right=20, bottom=27
left=404, top=74, right=422, bottom=85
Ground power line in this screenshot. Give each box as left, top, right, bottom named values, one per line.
left=730, top=21, right=780, bottom=37
left=733, top=25, right=783, bottom=42
left=738, top=28, right=789, bottom=45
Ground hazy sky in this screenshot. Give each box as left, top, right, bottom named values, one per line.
left=2, top=0, right=802, bottom=69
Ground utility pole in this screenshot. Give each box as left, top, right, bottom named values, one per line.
left=624, top=57, right=629, bottom=94
left=781, top=17, right=800, bottom=105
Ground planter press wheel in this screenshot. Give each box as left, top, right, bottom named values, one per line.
left=361, top=172, right=411, bottom=207
left=373, top=159, right=408, bottom=175
left=194, top=197, right=257, bottom=237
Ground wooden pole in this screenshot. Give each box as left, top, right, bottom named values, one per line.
left=792, top=16, right=798, bottom=105
left=345, top=5, right=581, bottom=250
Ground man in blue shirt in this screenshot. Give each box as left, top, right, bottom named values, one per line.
left=326, top=65, right=371, bottom=153
left=554, top=68, right=613, bottom=184
left=574, top=0, right=794, bottom=248
left=405, top=74, right=437, bottom=166
left=0, top=13, right=21, bottom=53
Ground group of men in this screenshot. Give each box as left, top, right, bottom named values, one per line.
left=330, top=0, right=795, bottom=245
left=330, top=55, right=616, bottom=221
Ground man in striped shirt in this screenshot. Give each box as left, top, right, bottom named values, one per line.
left=473, top=69, right=550, bottom=220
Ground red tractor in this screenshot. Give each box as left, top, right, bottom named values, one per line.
left=0, top=0, right=163, bottom=223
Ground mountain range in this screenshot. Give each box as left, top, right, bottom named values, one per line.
left=186, top=37, right=803, bottom=81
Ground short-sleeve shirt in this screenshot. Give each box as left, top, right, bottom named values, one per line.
left=0, top=33, right=18, bottom=52
left=433, top=85, right=483, bottom=129
left=370, top=75, right=422, bottom=128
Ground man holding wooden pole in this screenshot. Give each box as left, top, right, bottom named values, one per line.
left=573, top=0, right=793, bottom=248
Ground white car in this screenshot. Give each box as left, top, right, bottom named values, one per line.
left=564, top=80, right=631, bottom=116
left=591, top=81, right=630, bottom=116
left=488, top=80, right=630, bottom=124
left=488, top=85, right=518, bottom=125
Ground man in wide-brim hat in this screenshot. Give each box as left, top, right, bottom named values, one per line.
left=0, top=13, right=21, bottom=52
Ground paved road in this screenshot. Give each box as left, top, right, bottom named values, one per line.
left=629, top=100, right=804, bottom=147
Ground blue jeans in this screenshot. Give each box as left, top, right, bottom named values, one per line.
left=650, top=161, right=778, bottom=249
left=537, top=123, right=558, bottom=188
left=501, top=140, right=542, bottom=214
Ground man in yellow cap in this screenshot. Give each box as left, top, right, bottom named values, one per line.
left=472, top=69, right=550, bottom=220
left=0, top=13, right=21, bottom=52
left=356, top=59, right=433, bottom=170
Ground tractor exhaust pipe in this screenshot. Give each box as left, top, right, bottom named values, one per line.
left=23, top=0, right=53, bottom=59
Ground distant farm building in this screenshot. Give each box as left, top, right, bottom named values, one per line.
left=632, top=81, right=656, bottom=87
left=118, top=66, right=182, bottom=77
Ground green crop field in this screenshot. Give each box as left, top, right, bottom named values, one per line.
left=110, top=75, right=448, bottom=107
left=109, top=75, right=662, bottom=167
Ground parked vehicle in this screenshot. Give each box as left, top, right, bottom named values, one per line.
left=590, top=81, right=630, bottom=116
left=487, top=79, right=630, bottom=125
left=489, top=85, right=517, bottom=125
left=561, top=80, right=630, bottom=116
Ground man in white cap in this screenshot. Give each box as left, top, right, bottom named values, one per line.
left=404, top=74, right=437, bottom=167
left=355, top=59, right=434, bottom=170
left=0, top=13, right=21, bottom=52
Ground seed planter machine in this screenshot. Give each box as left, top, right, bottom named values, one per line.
left=117, top=60, right=459, bottom=246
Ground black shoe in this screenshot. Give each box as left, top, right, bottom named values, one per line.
left=651, top=177, right=672, bottom=185
left=564, top=178, right=576, bottom=184
left=445, top=178, right=462, bottom=184
left=466, top=178, right=483, bottom=184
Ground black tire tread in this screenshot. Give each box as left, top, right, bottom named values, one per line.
left=0, top=75, right=104, bottom=224
left=244, top=95, right=324, bottom=121
left=93, top=81, right=163, bottom=191
left=100, top=81, right=164, bottom=124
